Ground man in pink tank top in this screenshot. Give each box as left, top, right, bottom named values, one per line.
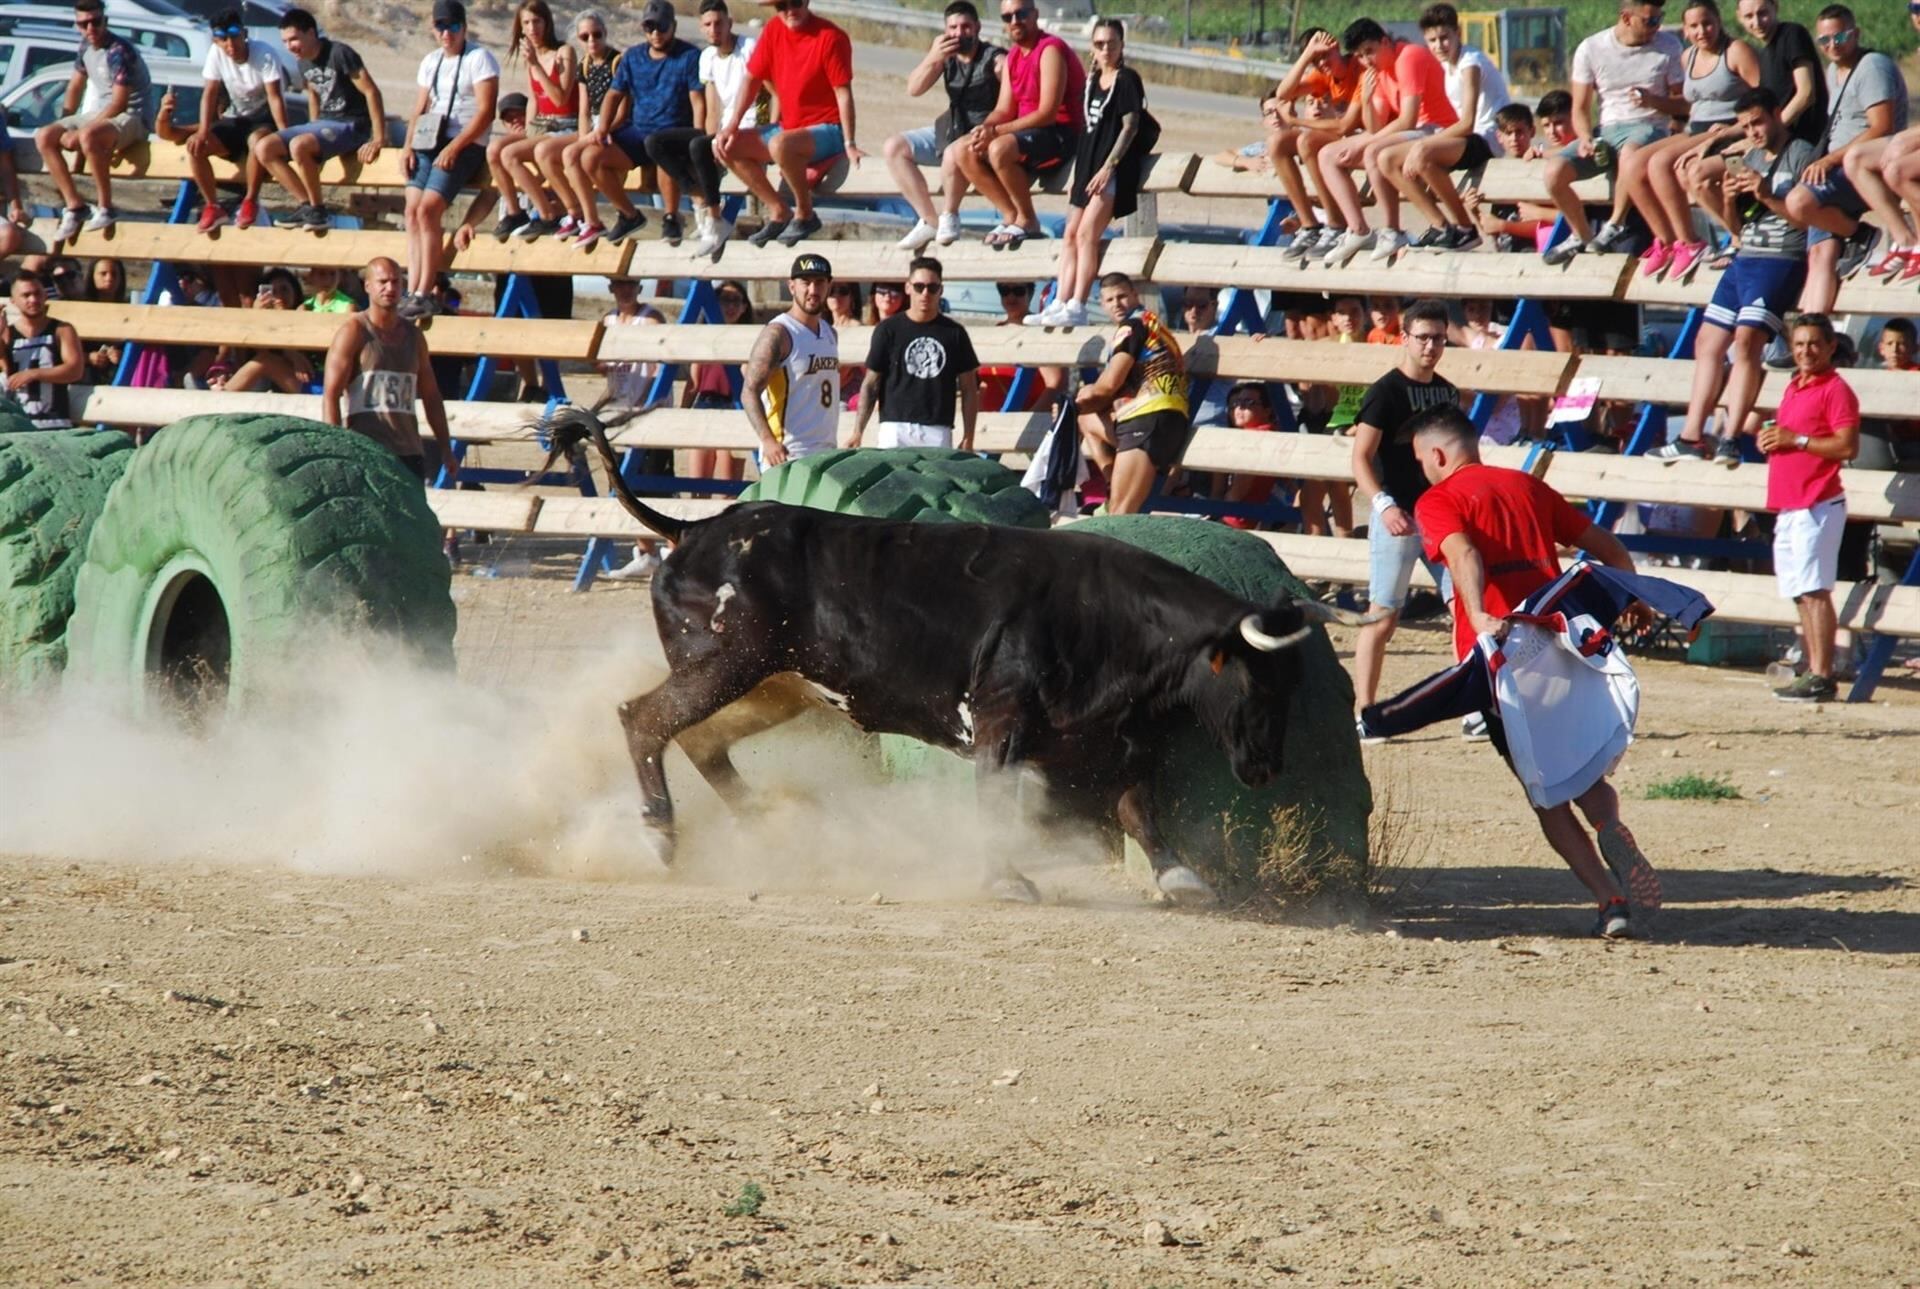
left=947, top=0, right=1083, bottom=248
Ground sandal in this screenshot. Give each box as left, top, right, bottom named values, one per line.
left=984, top=223, right=1020, bottom=249
left=1705, top=247, right=1735, bottom=272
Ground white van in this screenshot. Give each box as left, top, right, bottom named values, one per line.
left=0, top=8, right=211, bottom=91
left=1, top=54, right=308, bottom=134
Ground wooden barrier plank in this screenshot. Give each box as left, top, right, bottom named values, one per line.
left=1152, top=241, right=1629, bottom=299
left=622, top=236, right=1155, bottom=284
left=1474, top=159, right=1611, bottom=205
left=427, top=490, right=542, bottom=533
left=55, top=302, right=602, bottom=360
left=532, top=495, right=731, bottom=536
left=1138, top=151, right=1201, bottom=195
left=1573, top=355, right=1918, bottom=423
left=1176, top=158, right=1289, bottom=200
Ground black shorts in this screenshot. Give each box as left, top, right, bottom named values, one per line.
left=1016, top=124, right=1074, bottom=174
left=1114, top=408, right=1191, bottom=469
left=1451, top=132, right=1495, bottom=173
left=398, top=453, right=429, bottom=481
left=209, top=110, right=273, bottom=160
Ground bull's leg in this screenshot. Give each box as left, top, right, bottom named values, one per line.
left=1117, top=782, right=1218, bottom=907
left=971, top=702, right=1042, bottom=904
left=674, top=674, right=819, bottom=814
left=616, top=663, right=767, bottom=867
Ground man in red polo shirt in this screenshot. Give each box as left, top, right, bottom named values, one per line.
left=1758, top=312, right=1860, bottom=703
left=1406, top=404, right=1661, bottom=939
left=713, top=0, right=859, bottom=248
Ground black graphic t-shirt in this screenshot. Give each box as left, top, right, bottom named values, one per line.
left=1357, top=367, right=1458, bottom=509
left=302, top=38, right=372, bottom=126
left=864, top=313, right=979, bottom=428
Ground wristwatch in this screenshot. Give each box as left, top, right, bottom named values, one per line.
left=1794, top=434, right=1811, bottom=451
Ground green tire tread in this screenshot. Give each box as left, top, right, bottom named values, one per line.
left=740, top=448, right=1048, bottom=528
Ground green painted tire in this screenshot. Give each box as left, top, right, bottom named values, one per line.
left=1073, top=515, right=1371, bottom=905
left=0, top=426, right=136, bottom=688
left=740, top=447, right=1050, bottom=528
left=67, top=414, right=455, bottom=713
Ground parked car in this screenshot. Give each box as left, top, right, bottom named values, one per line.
left=1, top=54, right=307, bottom=132
left=0, top=7, right=210, bottom=90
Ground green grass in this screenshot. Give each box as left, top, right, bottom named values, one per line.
left=723, top=1181, right=766, bottom=1217
left=1645, top=772, right=1742, bottom=801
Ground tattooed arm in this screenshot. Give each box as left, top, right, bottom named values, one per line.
left=741, top=320, right=794, bottom=466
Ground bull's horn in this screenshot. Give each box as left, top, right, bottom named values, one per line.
left=1240, top=614, right=1313, bottom=652
left=1294, top=599, right=1392, bottom=628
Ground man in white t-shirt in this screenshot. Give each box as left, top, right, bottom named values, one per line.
left=184, top=8, right=289, bottom=233
left=1394, top=3, right=1512, bottom=250
left=400, top=0, right=499, bottom=319
left=1541, top=0, right=1683, bottom=264
left=642, top=0, right=758, bottom=258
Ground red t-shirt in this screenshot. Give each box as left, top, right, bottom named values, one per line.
left=1374, top=39, right=1459, bottom=130
left=1768, top=367, right=1856, bottom=511
left=747, top=14, right=853, bottom=130
left=1416, top=463, right=1594, bottom=659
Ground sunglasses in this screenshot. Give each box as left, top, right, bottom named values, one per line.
left=643, top=20, right=670, bottom=33
left=997, top=283, right=1030, bottom=296
left=1815, top=29, right=1853, bottom=46
left=874, top=284, right=905, bottom=295
left=907, top=281, right=941, bottom=294
left=212, top=24, right=245, bottom=37
left=579, top=28, right=606, bottom=39
left=772, top=0, right=801, bottom=11
left=1001, top=5, right=1034, bottom=22
left=74, top=16, right=103, bottom=28
left=433, top=20, right=464, bottom=32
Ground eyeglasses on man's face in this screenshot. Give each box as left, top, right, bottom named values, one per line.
left=1407, top=331, right=1448, bottom=346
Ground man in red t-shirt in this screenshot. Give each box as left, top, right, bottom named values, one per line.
left=1757, top=313, right=1860, bottom=703
left=1315, top=16, right=1457, bottom=270
left=713, top=0, right=860, bottom=249
left=1408, top=405, right=1660, bottom=939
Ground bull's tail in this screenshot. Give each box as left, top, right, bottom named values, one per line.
left=528, top=399, right=688, bottom=544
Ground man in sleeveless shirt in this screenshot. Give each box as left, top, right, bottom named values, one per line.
left=322, top=257, right=458, bottom=483
left=953, top=0, right=1083, bottom=249
left=889, top=1, right=1003, bottom=251
left=1, top=271, right=84, bottom=430
left=1074, top=271, right=1189, bottom=514
left=742, top=253, right=840, bottom=469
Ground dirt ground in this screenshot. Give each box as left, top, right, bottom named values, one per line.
left=4, top=548, right=1919, bottom=1287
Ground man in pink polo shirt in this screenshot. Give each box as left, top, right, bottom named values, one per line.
left=1758, top=312, right=1860, bottom=703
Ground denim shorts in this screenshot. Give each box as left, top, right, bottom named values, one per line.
left=767, top=122, right=845, bottom=165
left=1368, top=518, right=1426, bottom=611
left=279, top=118, right=372, bottom=160
left=407, top=140, right=486, bottom=199
left=897, top=124, right=942, bottom=166
left=1801, top=170, right=1867, bottom=246
left=1556, top=119, right=1669, bottom=179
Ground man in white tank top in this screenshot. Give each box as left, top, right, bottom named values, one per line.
left=742, top=252, right=840, bottom=467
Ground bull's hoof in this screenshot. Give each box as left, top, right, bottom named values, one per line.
left=1155, top=865, right=1218, bottom=908
left=990, top=873, right=1042, bottom=904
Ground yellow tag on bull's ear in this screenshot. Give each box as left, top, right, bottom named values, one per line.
left=1209, top=649, right=1226, bottom=676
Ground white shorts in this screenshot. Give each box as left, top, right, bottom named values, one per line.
left=1773, top=496, right=1846, bottom=599
left=876, top=421, right=952, bottom=449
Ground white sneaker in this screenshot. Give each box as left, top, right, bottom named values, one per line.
left=1023, top=298, right=1067, bottom=327
left=604, top=548, right=663, bottom=582
left=694, top=215, right=734, bottom=258
left=935, top=212, right=960, bottom=245
left=1461, top=712, right=1491, bottom=742
left=1322, top=230, right=1373, bottom=269
left=81, top=206, right=116, bottom=234
left=897, top=218, right=937, bottom=250
left=1054, top=299, right=1088, bottom=327
left=54, top=207, right=85, bottom=241
left=1368, top=228, right=1408, bottom=262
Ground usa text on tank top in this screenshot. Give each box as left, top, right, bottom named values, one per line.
left=9, top=327, right=72, bottom=429
left=344, top=315, right=423, bottom=460
left=760, top=313, right=839, bottom=459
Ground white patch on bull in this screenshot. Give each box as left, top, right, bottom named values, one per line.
left=956, top=700, right=975, bottom=746
left=809, top=683, right=853, bottom=713
left=729, top=534, right=756, bottom=555
left=708, top=583, right=737, bottom=632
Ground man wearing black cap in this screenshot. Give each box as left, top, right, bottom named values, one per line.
left=400, top=0, right=500, bottom=318
left=577, top=0, right=703, bottom=251
left=742, top=253, right=841, bottom=467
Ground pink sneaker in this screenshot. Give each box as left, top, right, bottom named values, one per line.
left=235, top=196, right=258, bottom=230
left=1666, top=240, right=1708, bottom=283
left=1637, top=239, right=1673, bottom=278
left=1867, top=246, right=1912, bottom=277
left=574, top=223, right=604, bottom=251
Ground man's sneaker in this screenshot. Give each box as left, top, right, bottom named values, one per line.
left=661, top=211, right=684, bottom=246
left=82, top=205, right=116, bottom=234
left=1773, top=672, right=1837, bottom=703
left=303, top=203, right=333, bottom=231
left=1638, top=238, right=1673, bottom=278
left=1542, top=234, right=1586, bottom=266
left=493, top=210, right=529, bottom=242
left=694, top=215, right=734, bottom=258
left=1409, top=225, right=1448, bottom=250
left=747, top=216, right=790, bottom=248
left=1461, top=711, right=1491, bottom=742
left=1597, top=822, right=1662, bottom=927
left=605, top=209, right=648, bottom=244
left=54, top=207, right=87, bottom=241
left=196, top=202, right=229, bottom=234
left=1587, top=220, right=1632, bottom=254
left=603, top=548, right=663, bottom=582
left=1593, top=898, right=1633, bottom=940
left=1368, top=228, right=1408, bottom=262
left=234, top=196, right=259, bottom=230
left=1355, top=715, right=1386, bottom=746
left=1713, top=433, right=1743, bottom=467
left=935, top=212, right=961, bottom=245
left=397, top=293, right=432, bottom=320
left=1283, top=226, right=1326, bottom=260
left=777, top=214, right=821, bottom=246
left=1837, top=224, right=1882, bottom=279
left=512, top=215, right=561, bottom=240
left=1441, top=225, right=1482, bottom=252
left=1667, top=239, right=1708, bottom=283
left=1647, top=437, right=1707, bottom=463
left=574, top=223, right=605, bottom=251
left=897, top=218, right=937, bottom=250
left=1322, top=229, right=1373, bottom=269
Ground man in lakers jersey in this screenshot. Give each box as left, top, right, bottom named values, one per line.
left=743, top=252, right=840, bottom=468
left=1073, top=270, right=1191, bottom=513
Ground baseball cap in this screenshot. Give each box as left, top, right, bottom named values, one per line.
left=498, top=91, right=529, bottom=116
left=432, top=0, right=467, bottom=24
left=790, top=253, right=832, bottom=279
left=641, top=0, right=677, bottom=27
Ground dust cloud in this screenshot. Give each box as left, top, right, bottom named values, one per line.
left=0, top=640, right=1103, bottom=903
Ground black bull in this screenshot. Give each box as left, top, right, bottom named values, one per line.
left=539, top=406, right=1374, bottom=905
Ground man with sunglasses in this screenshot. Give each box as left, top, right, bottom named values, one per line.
left=400, top=0, right=499, bottom=319
left=951, top=0, right=1083, bottom=249
left=186, top=7, right=290, bottom=233
left=579, top=0, right=702, bottom=250
left=851, top=256, right=980, bottom=451
left=714, top=0, right=858, bottom=249
left=256, top=7, right=385, bottom=231
left=35, top=0, right=155, bottom=241
left=890, top=1, right=1003, bottom=250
